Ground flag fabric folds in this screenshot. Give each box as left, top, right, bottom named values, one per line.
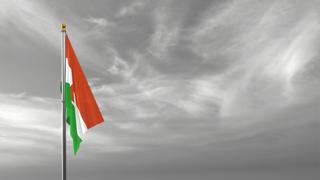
left=65, top=35, right=104, bottom=154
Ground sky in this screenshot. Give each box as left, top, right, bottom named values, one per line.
left=0, top=0, right=319, bottom=180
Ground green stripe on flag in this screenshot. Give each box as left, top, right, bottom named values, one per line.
left=65, top=83, right=82, bottom=154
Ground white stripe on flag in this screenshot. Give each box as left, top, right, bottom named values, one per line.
left=66, top=58, right=88, bottom=139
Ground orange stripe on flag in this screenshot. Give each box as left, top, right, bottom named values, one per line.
left=66, top=35, right=104, bottom=129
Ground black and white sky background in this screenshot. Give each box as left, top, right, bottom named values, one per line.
left=0, top=0, right=319, bottom=179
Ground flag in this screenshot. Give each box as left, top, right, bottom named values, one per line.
left=65, top=35, right=104, bottom=154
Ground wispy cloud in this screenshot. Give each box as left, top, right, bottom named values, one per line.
left=1, top=0, right=319, bottom=178
left=0, top=93, right=60, bottom=165
left=186, top=0, right=320, bottom=116
left=147, top=6, right=180, bottom=58
left=116, top=1, right=145, bottom=17
left=0, top=93, right=134, bottom=166
left=0, top=0, right=60, bottom=47
left=84, top=17, right=114, bottom=28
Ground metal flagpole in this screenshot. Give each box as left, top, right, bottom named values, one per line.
left=61, top=23, right=67, bottom=180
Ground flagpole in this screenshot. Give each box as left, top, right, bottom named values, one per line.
left=61, top=23, right=67, bottom=180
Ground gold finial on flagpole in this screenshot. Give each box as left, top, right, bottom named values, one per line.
left=61, top=24, right=66, bottom=32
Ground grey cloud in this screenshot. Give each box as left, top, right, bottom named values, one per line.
left=0, top=94, right=60, bottom=167
left=84, top=17, right=113, bottom=28
left=1, top=0, right=319, bottom=180
left=116, top=0, right=146, bottom=17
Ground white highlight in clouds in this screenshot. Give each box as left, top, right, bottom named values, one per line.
left=84, top=17, right=113, bottom=28
left=108, top=56, right=130, bottom=75
left=262, top=18, right=319, bottom=97
left=0, top=94, right=60, bottom=165
left=0, top=93, right=136, bottom=166
left=187, top=0, right=320, bottom=116
left=0, top=0, right=60, bottom=47
left=106, top=49, right=140, bottom=80
left=116, top=1, right=145, bottom=17
left=148, top=7, right=180, bottom=58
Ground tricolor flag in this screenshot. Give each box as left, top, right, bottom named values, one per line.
left=65, top=35, right=104, bottom=154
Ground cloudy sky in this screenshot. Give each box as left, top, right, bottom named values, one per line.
left=0, top=0, right=319, bottom=179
